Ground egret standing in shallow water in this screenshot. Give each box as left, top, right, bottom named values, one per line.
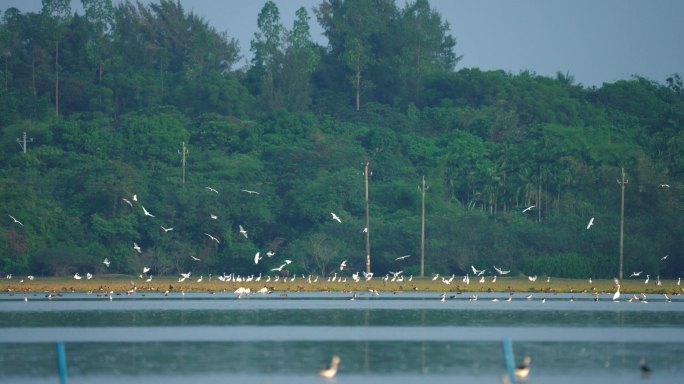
left=319, top=355, right=341, bottom=379
left=613, top=284, right=621, bottom=301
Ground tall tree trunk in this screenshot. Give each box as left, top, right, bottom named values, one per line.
left=159, top=61, right=164, bottom=100
left=55, top=40, right=59, bottom=116
left=355, top=65, right=360, bottom=111
left=3, top=53, right=7, bottom=90
left=32, top=57, right=36, bottom=97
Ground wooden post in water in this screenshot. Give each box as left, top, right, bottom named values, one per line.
left=56, top=341, right=68, bottom=384
left=502, top=338, right=517, bottom=384
left=420, top=175, right=426, bottom=277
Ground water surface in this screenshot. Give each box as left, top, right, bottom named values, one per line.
left=1, top=291, right=682, bottom=383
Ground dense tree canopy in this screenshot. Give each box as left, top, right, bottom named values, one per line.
left=0, top=0, right=682, bottom=280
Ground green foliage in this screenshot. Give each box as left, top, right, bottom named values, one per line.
left=0, top=1, right=682, bottom=280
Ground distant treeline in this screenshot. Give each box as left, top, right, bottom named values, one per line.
left=0, top=0, right=682, bottom=279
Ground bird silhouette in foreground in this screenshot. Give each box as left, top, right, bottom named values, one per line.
left=640, top=356, right=650, bottom=378
left=319, top=355, right=341, bottom=380
left=515, top=356, right=532, bottom=380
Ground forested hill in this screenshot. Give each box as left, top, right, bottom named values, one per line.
left=1, top=0, right=682, bottom=279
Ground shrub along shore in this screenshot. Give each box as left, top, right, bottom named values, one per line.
left=2, top=275, right=681, bottom=296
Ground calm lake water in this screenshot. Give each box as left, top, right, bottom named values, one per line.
left=1, top=291, right=683, bottom=383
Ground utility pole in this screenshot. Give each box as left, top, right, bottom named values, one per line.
left=55, top=40, right=59, bottom=116
left=420, top=175, right=428, bottom=277
left=364, top=161, right=371, bottom=274
left=618, top=168, right=628, bottom=281
left=16, top=132, right=34, bottom=154
left=178, top=141, right=188, bottom=186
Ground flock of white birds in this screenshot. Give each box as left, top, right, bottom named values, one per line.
left=3, top=182, right=679, bottom=294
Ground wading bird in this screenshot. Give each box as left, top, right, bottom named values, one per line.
left=493, top=266, right=510, bottom=275
left=630, top=271, right=642, bottom=277
left=640, top=357, right=650, bottom=378
left=515, top=356, right=532, bottom=379
left=103, top=258, right=111, bottom=267
left=254, top=252, right=262, bottom=264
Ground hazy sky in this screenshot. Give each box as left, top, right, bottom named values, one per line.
left=3, top=0, right=683, bottom=87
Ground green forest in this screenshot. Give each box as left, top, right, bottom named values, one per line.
left=1, top=0, right=682, bottom=280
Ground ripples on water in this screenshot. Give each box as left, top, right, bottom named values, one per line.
left=1, top=291, right=683, bottom=383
